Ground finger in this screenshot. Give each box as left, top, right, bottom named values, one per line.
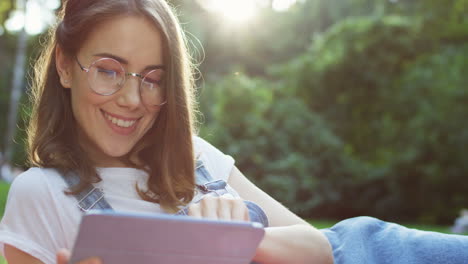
left=56, top=249, right=102, bottom=264
left=217, top=197, right=232, bottom=221
left=200, top=196, right=218, bottom=220
left=188, top=203, right=202, bottom=218
left=243, top=202, right=250, bottom=222
left=56, top=248, right=70, bottom=264
left=231, top=199, right=250, bottom=221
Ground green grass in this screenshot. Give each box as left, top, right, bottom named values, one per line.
left=1, top=181, right=11, bottom=264
left=0, top=181, right=11, bottom=220
left=403, top=223, right=453, bottom=234
left=309, top=218, right=454, bottom=234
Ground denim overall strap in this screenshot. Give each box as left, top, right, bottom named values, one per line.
left=62, top=171, right=113, bottom=212
left=61, top=161, right=268, bottom=226
left=176, top=160, right=269, bottom=228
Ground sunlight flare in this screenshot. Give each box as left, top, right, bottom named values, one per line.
left=272, top=0, right=298, bottom=12
left=197, top=0, right=259, bottom=22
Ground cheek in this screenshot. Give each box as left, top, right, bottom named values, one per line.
left=141, top=108, right=162, bottom=133
left=70, top=70, right=106, bottom=103
left=150, top=107, right=163, bottom=120
left=69, top=83, right=109, bottom=119
left=145, top=109, right=160, bottom=127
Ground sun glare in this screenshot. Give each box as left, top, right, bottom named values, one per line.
left=197, top=0, right=259, bottom=23
left=272, top=0, right=298, bottom=12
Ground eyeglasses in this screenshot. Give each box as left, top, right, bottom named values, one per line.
left=75, top=57, right=166, bottom=107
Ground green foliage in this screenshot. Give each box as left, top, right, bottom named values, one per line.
left=0, top=0, right=12, bottom=26
left=277, top=15, right=466, bottom=223
left=200, top=73, right=364, bottom=216
left=200, top=13, right=468, bottom=223
left=0, top=34, right=39, bottom=169
left=11, top=96, right=31, bottom=168
left=0, top=33, right=15, bottom=154
left=382, top=45, right=468, bottom=223
left=276, top=15, right=424, bottom=162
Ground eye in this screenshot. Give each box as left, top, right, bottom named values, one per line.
left=143, top=77, right=162, bottom=86
left=97, top=67, right=118, bottom=79
left=143, top=69, right=164, bottom=87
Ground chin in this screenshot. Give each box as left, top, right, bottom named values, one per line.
left=101, top=144, right=133, bottom=158
left=107, top=148, right=132, bottom=158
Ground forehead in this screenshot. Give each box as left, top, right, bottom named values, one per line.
left=78, top=15, right=164, bottom=65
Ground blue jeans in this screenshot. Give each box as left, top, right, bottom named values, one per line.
left=321, top=216, right=468, bottom=264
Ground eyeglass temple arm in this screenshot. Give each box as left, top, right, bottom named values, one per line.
left=75, top=57, right=89, bottom=72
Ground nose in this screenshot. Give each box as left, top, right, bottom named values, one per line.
left=116, top=75, right=142, bottom=109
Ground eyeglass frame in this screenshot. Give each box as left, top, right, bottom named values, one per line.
left=75, top=57, right=167, bottom=106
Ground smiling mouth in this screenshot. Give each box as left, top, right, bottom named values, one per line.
left=101, top=110, right=139, bottom=128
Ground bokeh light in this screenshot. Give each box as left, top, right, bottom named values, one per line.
left=5, top=0, right=59, bottom=35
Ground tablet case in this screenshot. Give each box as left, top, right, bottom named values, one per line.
left=70, top=210, right=265, bottom=264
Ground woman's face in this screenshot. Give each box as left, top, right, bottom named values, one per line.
left=57, top=15, right=165, bottom=167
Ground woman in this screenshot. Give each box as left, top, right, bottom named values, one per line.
left=0, top=0, right=333, bottom=263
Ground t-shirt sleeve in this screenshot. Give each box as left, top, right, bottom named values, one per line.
left=0, top=168, right=64, bottom=264
left=193, top=136, right=235, bottom=182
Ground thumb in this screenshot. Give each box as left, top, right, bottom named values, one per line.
left=56, top=248, right=71, bottom=264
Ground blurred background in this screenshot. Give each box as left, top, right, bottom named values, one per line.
left=0, top=0, right=467, bottom=227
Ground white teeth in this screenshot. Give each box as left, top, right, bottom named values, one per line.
left=103, top=112, right=137, bottom=128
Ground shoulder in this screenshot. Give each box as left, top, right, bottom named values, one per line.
left=193, top=136, right=235, bottom=182
left=0, top=168, right=78, bottom=264
left=192, top=136, right=213, bottom=155
left=193, top=136, right=229, bottom=159
left=6, top=167, right=73, bottom=216
left=8, top=167, right=67, bottom=199
left=9, top=168, right=50, bottom=197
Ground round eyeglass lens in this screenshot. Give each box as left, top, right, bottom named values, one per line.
left=88, top=58, right=125, bottom=95
left=141, top=69, right=166, bottom=106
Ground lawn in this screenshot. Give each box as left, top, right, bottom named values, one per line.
left=309, top=219, right=453, bottom=234
left=0, top=181, right=10, bottom=220
left=0, top=181, right=10, bottom=264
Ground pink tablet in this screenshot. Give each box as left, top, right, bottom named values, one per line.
left=70, top=210, right=265, bottom=264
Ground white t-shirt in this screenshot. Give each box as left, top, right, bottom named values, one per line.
left=0, top=137, right=235, bottom=264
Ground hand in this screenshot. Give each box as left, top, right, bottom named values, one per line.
left=188, top=193, right=250, bottom=221
left=56, top=248, right=102, bottom=264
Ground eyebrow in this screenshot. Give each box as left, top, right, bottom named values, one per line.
left=92, top=52, right=165, bottom=71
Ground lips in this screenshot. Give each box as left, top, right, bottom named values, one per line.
left=101, top=109, right=141, bottom=135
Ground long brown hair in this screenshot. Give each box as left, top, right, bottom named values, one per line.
left=27, top=0, right=197, bottom=212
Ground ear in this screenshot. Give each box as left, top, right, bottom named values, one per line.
left=55, top=45, right=73, bottom=88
